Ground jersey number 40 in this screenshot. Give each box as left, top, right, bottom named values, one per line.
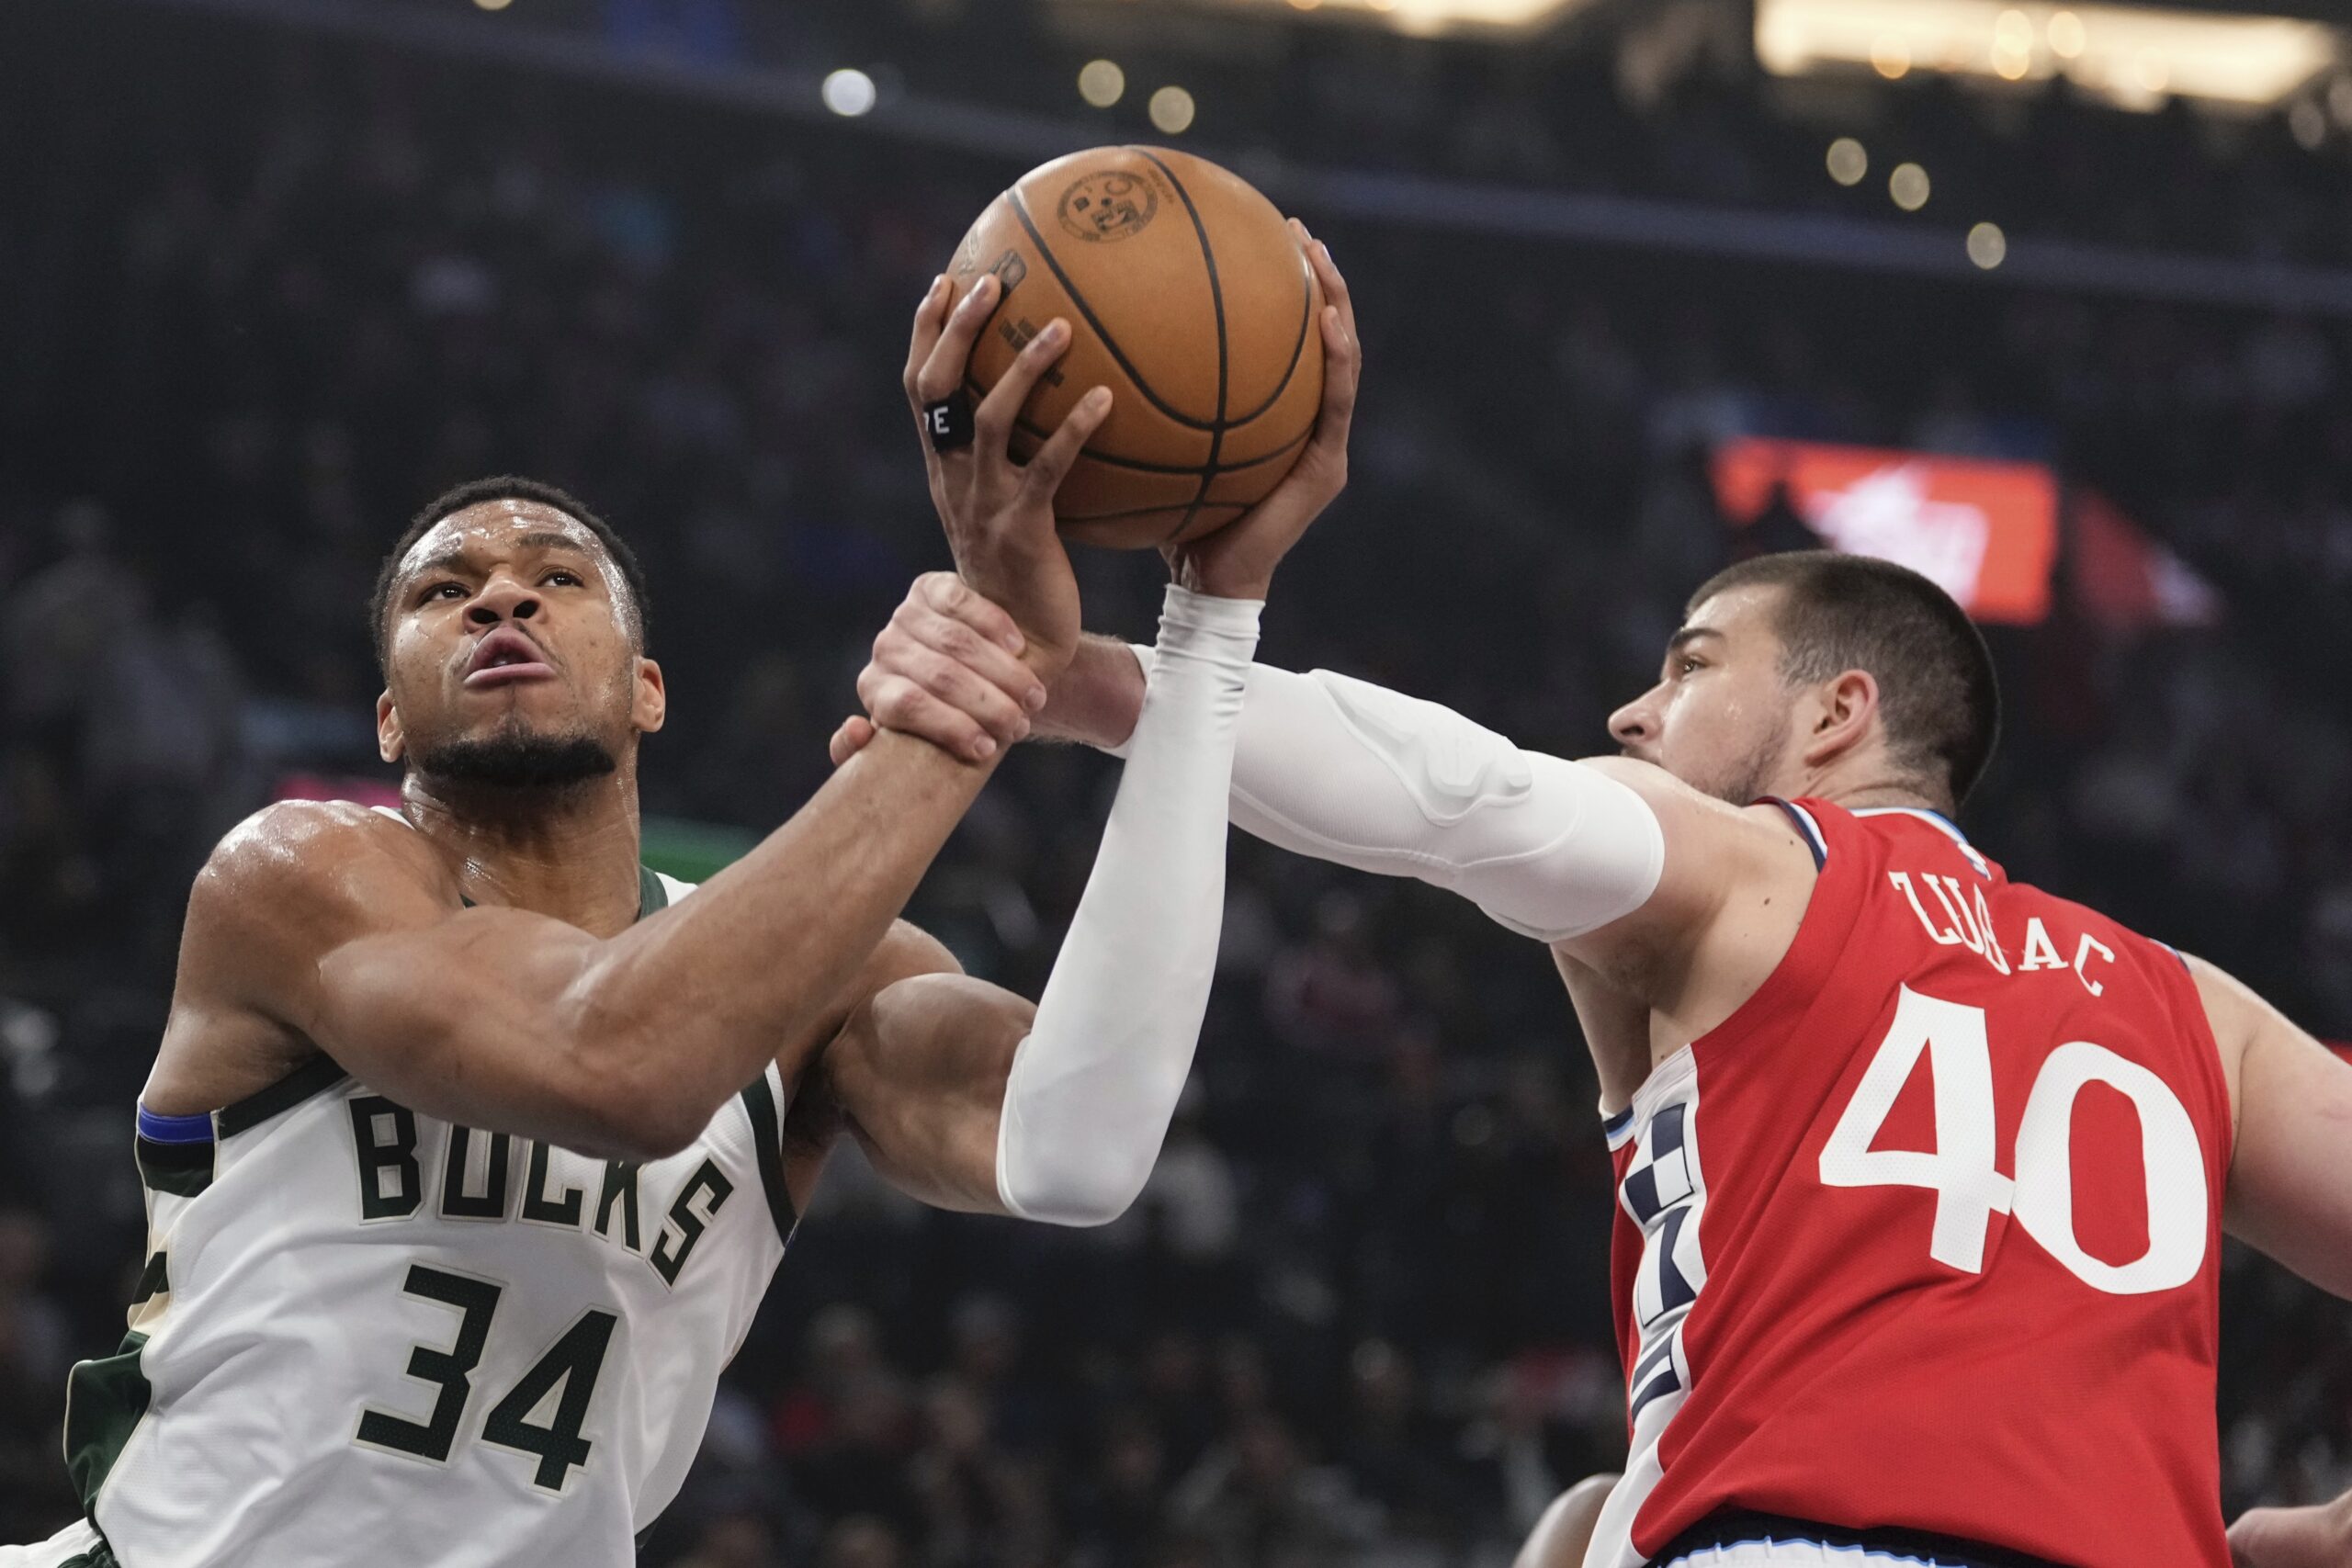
left=1818, top=986, right=2210, bottom=1295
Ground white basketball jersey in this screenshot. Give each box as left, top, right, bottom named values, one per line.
left=56, top=867, right=798, bottom=1568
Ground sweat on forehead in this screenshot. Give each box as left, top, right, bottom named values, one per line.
left=369, top=477, right=651, bottom=674
left=397, top=505, right=600, bottom=578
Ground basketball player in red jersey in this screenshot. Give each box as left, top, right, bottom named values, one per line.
left=840, top=541, right=2352, bottom=1568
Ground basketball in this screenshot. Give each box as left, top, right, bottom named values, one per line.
left=945, top=145, right=1325, bottom=550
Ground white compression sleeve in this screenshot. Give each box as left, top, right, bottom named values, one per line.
left=993, top=587, right=1259, bottom=1226
left=1114, top=647, right=1662, bottom=943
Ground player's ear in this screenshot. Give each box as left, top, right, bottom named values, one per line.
left=1798, top=669, right=1879, bottom=769
left=377, top=690, right=405, bottom=764
left=632, top=657, right=666, bottom=734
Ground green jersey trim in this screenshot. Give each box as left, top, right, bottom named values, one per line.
left=133, top=1136, right=213, bottom=1199
left=62, top=1330, right=151, bottom=1553
left=215, top=1054, right=352, bottom=1139
left=128, top=1253, right=167, bottom=1309
left=738, top=1074, right=797, bottom=1247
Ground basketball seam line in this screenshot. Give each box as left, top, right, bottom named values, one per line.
left=1061, top=502, right=1250, bottom=525
left=1007, top=184, right=1219, bottom=434
left=971, top=373, right=1311, bottom=476
left=1222, top=243, right=1315, bottom=427
left=1133, top=147, right=1228, bottom=543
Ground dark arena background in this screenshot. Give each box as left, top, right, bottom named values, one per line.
left=6, top=0, right=2352, bottom=1562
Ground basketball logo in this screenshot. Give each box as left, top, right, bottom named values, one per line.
left=1057, top=171, right=1158, bottom=243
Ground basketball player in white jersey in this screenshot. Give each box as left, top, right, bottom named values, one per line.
left=9, top=243, right=1360, bottom=1568
left=842, top=535, right=2352, bottom=1563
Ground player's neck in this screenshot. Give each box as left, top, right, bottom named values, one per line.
left=397, top=773, right=648, bottom=937
left=1783, top=758, right=1951, bottom=817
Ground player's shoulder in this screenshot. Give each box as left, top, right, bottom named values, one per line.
left=190, top=800, right=458, bottom=944
left=1579, top=756, right=1816, bottom=864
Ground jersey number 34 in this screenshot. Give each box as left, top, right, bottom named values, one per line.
left=1818, top=985, right=2209, bottom=1296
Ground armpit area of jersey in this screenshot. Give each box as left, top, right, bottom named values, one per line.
left=1650, top=1512, right=2070, bottom=1568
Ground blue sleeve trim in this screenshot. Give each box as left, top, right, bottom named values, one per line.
left=135, top=1105, right=217, bottom=1145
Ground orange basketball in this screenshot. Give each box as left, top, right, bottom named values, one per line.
left=945, top=146, right=1325, bottom=550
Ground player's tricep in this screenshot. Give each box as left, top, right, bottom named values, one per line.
left=2214, top=992, right=2352, bottom=1298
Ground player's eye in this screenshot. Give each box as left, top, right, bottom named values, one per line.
left=1676, top=655, right=1703, bottom=677
left=543, top=570, right=582, bottom=588
left=419, top=581, right=467, bottom=604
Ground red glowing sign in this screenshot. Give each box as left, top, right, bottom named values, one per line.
left=1712, top=438, right=2061, bottom=626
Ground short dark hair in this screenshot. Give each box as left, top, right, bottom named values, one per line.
left=368, top=476, right=649, bottom=675
left=1688, top=549, right=2000, bottom=807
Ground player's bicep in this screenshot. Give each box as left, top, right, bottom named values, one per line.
left=2201, top=958, right=2352, bottom=1300
left=821, top=967, right=1034, bottom=1215
left=189, top=805, right=634, bottom=1151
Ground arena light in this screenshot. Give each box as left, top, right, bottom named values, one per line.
left=1756, top=0, right=2340, bottom=110
left=1078, top=59, right=1126, bottom=108
left=820, top=68, right=877, bottom=118
left=1148, top=85, right=1198, bottom=133
left=1065, top=0, right=1595, bottom=39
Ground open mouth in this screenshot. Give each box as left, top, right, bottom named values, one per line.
left=463, top=627, right=557, bottom=689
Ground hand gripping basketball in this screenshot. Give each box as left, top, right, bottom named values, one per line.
left=903, top=271, right=1114, bottom=684
left=1164, top=222, right=1358, bottom=602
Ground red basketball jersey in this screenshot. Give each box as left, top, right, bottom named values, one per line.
left=1590, top=800, right=2232, bottom=1568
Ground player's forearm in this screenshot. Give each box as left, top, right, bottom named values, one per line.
left=1029, top=633, right=1148, bottom=749
left=993, top=588, right=1260, bottom=1224
left=1102, top=653, right=1665, bottom=944
left=567, top=729, right=994, bottom=1149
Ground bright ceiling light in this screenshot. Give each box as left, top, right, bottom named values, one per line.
left=1149, top=85, right=1197, bottom=133
left=821, top=68, right=876, bottom=118
left=1757, top=0, right=2341, bottom=110
left=1078, top=59, right=1125, bottom=108
left=1060, top=0, right=1594, bottom=37
left=2048, top=9, right=2086, bottom=58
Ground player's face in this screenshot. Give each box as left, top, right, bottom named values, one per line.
left=1609, top=585, right=1803, bottom=807
left=377, top=502, right=663, bottom=778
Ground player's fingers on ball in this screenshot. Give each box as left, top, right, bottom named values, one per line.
left=1020, top=386, right=1113, bottom=501
left=915, top=571, right=1024, bottom=654
left=975, top=317, right=1070, bottom=452
left=913, top=273, right=998, bottom=404
left=909, top=604, right=1046, bottom=712
left=1310, top=238, right=1351, bottom=319
left=903, top=275, right=952, bottom=407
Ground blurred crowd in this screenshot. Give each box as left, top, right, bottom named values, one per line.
left=5, top=4, right=2352, bottom=1562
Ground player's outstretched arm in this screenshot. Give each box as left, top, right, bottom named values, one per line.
left=808, top=586, right=1262, bottom=1224
left=176, top=727, right=1000, bottom=1164
left=801, top=226, right=1351, bottom=1223
left=851, top=585, right=1806, bottom=1021
left=2194, top=955, right=2352, bottom=1300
